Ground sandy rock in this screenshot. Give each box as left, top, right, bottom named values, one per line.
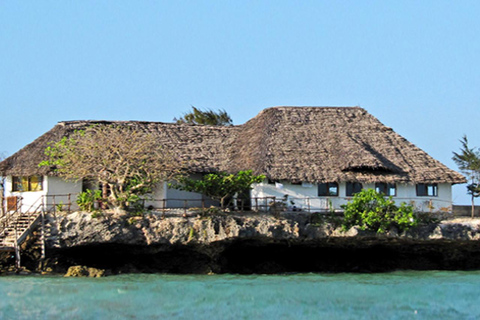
left=64, top=265, right=105, bottom=277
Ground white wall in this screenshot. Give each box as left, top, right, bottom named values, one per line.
left=396, top=183, right=452, bottom=213
left=45, top=176, right=82, bottom=211
left=163, top=174, right=218, bottom=209
left=4, top=174, right=454, bottom=213
left=251, top=181, right=454, bottom=213
left=143, top=182, right=167, bottom=209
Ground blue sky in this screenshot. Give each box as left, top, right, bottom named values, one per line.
left=1, top=1, right=479, bottom=204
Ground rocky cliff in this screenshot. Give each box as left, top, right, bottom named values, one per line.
left=24, top=211, right=480, bottom=274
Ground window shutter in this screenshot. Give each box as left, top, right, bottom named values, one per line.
left=416, top=184, right=426, bottom=196
left=346, top=183, right=353, bottom=196
left=354, top=182, right=363, bottom=194
left=318, top=183, right=327, bottom=196
left=7, top=196, right=17, bottom=211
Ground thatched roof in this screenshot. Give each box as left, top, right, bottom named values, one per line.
left=0, top=107, right=466, bottom=184
left=0, top=120, right=236, bottom=177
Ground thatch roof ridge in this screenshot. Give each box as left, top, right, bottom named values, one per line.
left=57, top=119, right=236, bottom=130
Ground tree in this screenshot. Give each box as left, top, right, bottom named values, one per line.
left=175, top=106, right=233, bottom=126
left=170, top=170, right=265, bottom=209
left=40, top=125, right=184, bottom=213
left=452, top=135, right=480, bottom=218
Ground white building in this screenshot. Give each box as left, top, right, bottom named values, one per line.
left=0, top=107, right=465, bottom=213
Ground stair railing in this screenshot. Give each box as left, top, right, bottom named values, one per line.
left=0, top=196, right=22, bottom=239
left=11, top=199, right=45, bottom=269
left=13, top=201, right=44, bottom=245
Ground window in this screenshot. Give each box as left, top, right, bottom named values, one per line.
left=346, top=182, right=363, bottom=196
left=416, top=183, right=438, bottom=197
left=12, top=176, right=43, bottom=192
left=375, top=183, right=397, bottom=196
left=318, top=182, right=339, bottom=196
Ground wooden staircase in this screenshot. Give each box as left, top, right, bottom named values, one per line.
left=0, top=211, right=42, bottom=251
left=0, top=196, right=46, bottom=268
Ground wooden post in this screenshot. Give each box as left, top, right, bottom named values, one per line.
left=472, top=196, right=475, bottom=219
left=202, top=198, right=205, bottom=214
left=163, top=199, right=166, bottom=217
left=183, top=200, right=187, bottom=217
left=0, top=179, right=4, bottom=218
left=102, top=184, right=108, bottom=210
left=67, top=194, right=71, bottom=213
left=52, top=195, right=56, bottom=214
left=272, top=196, right=276, bottom=215
left=255, top=197, right=258, bottom=212
left=18, top=197, right=23, bottom=214
left=14, top=226, right=20, bottom=270
left=41, top=199, right=46, bottom=262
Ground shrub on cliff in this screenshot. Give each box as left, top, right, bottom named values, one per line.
left=169, top=170, right=265, bottom=209
left=341, top=189, right=418, bottom=233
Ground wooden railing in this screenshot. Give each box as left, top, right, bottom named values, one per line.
left=1, top=193, right=453, bottom=219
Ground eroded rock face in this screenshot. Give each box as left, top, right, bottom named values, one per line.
left=42, top=212, right=480, bottom=274
left=49, top=212, right=480, bottom=246
left=49, top=212, right=306, bottom=248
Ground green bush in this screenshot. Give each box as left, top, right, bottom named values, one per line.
left=341, top=189, right=418, bottom=233
left=55, top=201, right=64, bottom=212
left=77, top=189, right=102, bottom=212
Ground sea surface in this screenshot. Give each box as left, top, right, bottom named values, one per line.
left=0, top=271, right=479, bottom=319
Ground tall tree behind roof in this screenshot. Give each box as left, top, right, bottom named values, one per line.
left=175, top=106, right=233, bottom=126
left=452, top=135, right=480, bottom=218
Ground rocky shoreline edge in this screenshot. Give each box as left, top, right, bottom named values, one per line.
left=3, top=211, right=480, bottom=277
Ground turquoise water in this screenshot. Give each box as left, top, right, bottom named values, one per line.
left=0, top=271, right=479, bottom=319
